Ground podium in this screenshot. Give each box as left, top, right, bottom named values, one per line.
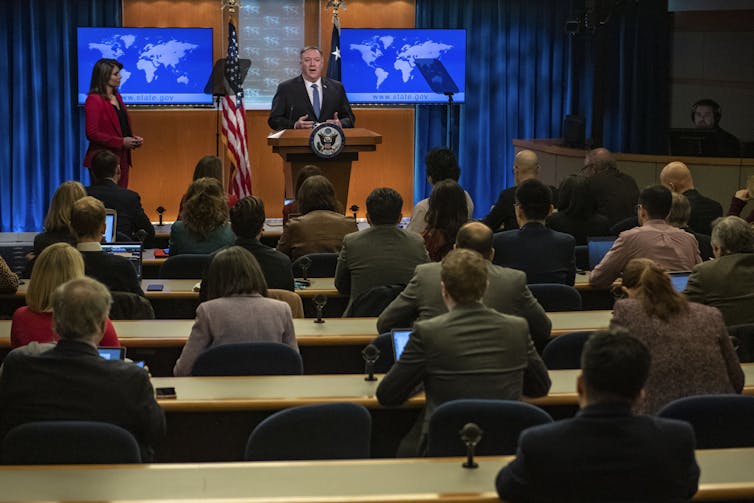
left=267, top=128, right=382, bottom=209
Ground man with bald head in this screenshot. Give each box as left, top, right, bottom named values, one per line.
left=660, top=161, right=722, bottom=234
left=482, top=150, right=557, bottom=231
left=377, top=221, right=551, bottom=352
left=582, top=148, right=639, bottom=227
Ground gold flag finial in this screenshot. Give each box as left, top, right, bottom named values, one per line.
left=327, top=0, right=346, bottom=21
left=224, top=0, right=239, bottom=14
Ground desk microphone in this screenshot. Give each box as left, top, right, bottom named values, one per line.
left=362, top=344, right=380, bottom=381
left=460, top=423, right=483, bottom=469
left=313, top=294, right=327, bottom=324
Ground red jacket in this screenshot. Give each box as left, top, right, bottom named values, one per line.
left=83, top=92, right=132, bottom=170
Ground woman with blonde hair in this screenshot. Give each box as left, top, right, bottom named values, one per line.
left=609, top=258, right=743, bottom=414
left=11, top=243, right=120, bottom=348
left=169, top=177, right=235, bottom=255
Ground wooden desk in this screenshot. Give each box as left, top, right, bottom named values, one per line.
left=0, top=449, right=752, bottom=502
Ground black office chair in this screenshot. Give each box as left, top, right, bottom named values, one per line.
left=728, top=324, right=754, bottom=363
left=368, top=333, right=396, bottom=373
left=348, top=283, right=406, bottom=317
left=574, top=245, right=588, bottom=271
left=541, top=331, right=593, bottom=370
left=657, top=395, right=754, bottom=449
left=158, top=253, right=212, bottom=279
left=2, top=421, right=142, bottom=464
left=109, top=291, right=155, bottom=320
left=528, top=283, right=582, bottom=312
left=291, top=253, right=338, bottom=278
left=244, top=402, right=371, bottom=461
left=191, top=342, right=303, bottom=376
left=427, top=399, right=553, bottom=457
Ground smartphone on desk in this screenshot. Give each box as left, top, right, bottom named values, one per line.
left=156, top=387, right=176, bottom=399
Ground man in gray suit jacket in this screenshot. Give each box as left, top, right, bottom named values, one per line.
left=335, top=188, right=429, bottom=316
left=377, top=222, right=551, bottom=352
left=684, top=216, right=754, bottom=325
left=377, top=248, right=551, bottom=456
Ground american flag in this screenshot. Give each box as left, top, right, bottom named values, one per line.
left=222, top=21, right=252, bottom=199
left=326, top=16, right=341, bottom=80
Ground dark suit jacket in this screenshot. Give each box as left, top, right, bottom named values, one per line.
left=684, top=189, right=723, bottom=235
left=482, top=185, right=558, bottom=232
left=83, top=93, right=132, bottom=170
left=493, top=223, right=576, bottom=285
left=0, top=340, right=165, bottom=461
left=545, top=211, right=611, bottom=245
left=87, top=180, right=155, bottom=241
left=268, top=75, right=355, bottom=130
left=587, top=168, right=640, bottom=226
left=80, top=250, right=144, bottom=296
left=376, top=302, right=550, bottom=455
left=236, top=237, right=295, bottom=291
left=684, top=252, right=754, bottom=326
left=376, top=261, right=552, bottom=353
left=496, top=402, right=700, bottom=502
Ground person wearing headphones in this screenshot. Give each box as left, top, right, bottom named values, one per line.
left=691, top=98, right=741, bottom=157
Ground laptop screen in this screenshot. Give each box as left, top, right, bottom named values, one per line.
left=98, top=347, right=125, bottom=360
left=670, top=272, right=691, bottom=292
left=587, top=237, right=616, bottom=270
left=101, top=243, right=143, bottom=280
left=391, top=329, right=412, bottom=361
left=103, top=210, right=117, bottom=243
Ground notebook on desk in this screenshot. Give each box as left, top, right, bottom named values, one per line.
left=101, top=242, right=143, bottom=280
left=391, top=329, right=412, bottom=361
left=587, top=237, right=616, bottom=270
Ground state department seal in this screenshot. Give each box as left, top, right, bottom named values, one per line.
left=309, top=122, right=345, bottom=159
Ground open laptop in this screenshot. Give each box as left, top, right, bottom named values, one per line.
left=101, top=242, right=143, bottom=280
left=103, top=210, right=118, bottom=243
left=98, top=347, right=125, bottom=360
left=669, top=271, right=691, bottom=292
left=587, top=237, right=616, bottom=270
left=391, top=328, right=412, bottom=361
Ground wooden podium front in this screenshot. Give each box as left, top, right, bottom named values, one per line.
left=267, top=128, right=382, bottom=210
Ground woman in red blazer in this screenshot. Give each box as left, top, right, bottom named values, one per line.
left=83, top=58, right=143, bottom=188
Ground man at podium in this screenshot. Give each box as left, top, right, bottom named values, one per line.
left=268, top=46, right=355, bottom=131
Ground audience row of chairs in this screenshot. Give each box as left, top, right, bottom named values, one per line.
left=4, top=394, right=754, bottom=465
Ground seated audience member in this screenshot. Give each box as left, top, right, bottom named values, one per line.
left=684, top=216, right=754, bottom=326
left=173, top=246, right=297, bottom=376
left=177, top=155, right=237, bottom=217
left=546, top=174, right=610, bottom=245
left=86, top=150, right=155, bottom=243
left=0, top=257, right=19, bottom=294
left=0, top=277, right=164, bottom=461
left=276, top=175, right=358, bottom=260
left=493, top=179, right=576, bottom=285
left=589, top=185, right=701, bottom=289
left=667, top=192, right=713, bottom=261
left=169, top=177, right=235, bottom=255
left=496, top=329, right=700, bottom=502
left=282, top=164, right=322, bottom=224
left=25, top=180, right=87, bottom=277
left=727, top=184, right=754, bottom=224
left=335, top=187, right=428, bottom=316
left=611, top=258, right=743, bottom=414
left=660, top=161, right=722, bottom=234
left=483, top=150, right=557, bottom=231
left=230, top=196, right=295, bottom=291
left=691, top=98, right=740, bottom=158
left=406, top=148, right=474, bottom=234
left=422, top=180, right=469, bottom=261
left=378, top=222, right=551, bottom=352
left=582, top=147, right=640, bottom=226
left=376, top=248, right=551, bottom=456
left=71, top=196, right=143, bottom=295
left=11, top=243, right=119, bottom=348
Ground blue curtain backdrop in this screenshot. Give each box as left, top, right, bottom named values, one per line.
left=0, top=0, right=120, bottom=232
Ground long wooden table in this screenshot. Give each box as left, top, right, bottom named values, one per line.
left=0, top=449, right=752, bottom=502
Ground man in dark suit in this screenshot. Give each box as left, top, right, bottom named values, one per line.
left=0, top=277, right=165, bottom=461
left=86, top=150, right=155, bottom=243
left=492, top=179, right=576, bottom=285
left=496, top=329, right=700, bottom=502
left=684, top=216, right=754, bottom=326
left=71, top=196, right=144, bottom=296
left=582, top=148, right=640, bottom=227
left=377, top=221, right=552, bottom=352
left=268, top=46, right=355, bottom=130
left=660, top=161, right=723, bottom=235
left=335, top=188, right=428, bottom=316
left=229, top=195, right=295, bottom=291
left=377, top=248, right=551, bottom=456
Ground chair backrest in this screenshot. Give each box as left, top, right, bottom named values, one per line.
left=244, top=402, right=371, bottom=461
left=657, top=395, right=754, bottom=449
left=348, top=283, right=406, bottom=317
left=369, top=333, right=396, bottom=373
left=191, top=342, right=303, bottom=376
left=291, top=253, right=338, bottom=278
left=427, top=399, right=553, bottom=457
left=109, top=291, right=155, bottom=320
left=541, top=331, right=593, bottom=370
left=2, top=420, right=141, bottom=464
left=528, top=283, right=582, bottom=312
left=728, top=324, right=754, bottom=363
left=268, top=289, right=305, bottom=318
left=574, top=244, right=588, bottom=271
left=158, top=254, right=212, bottom=279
